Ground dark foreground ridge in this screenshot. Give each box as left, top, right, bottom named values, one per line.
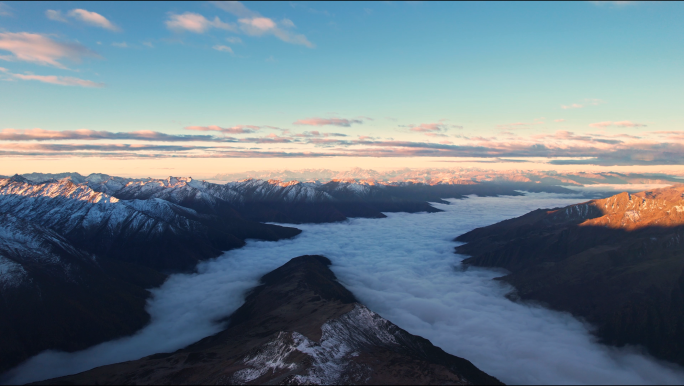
left=455, top=185, right=684, bottom=366
left=37, top=255, right=502, bottom=385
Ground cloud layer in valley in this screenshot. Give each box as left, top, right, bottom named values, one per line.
left=4, top=194, right=684, bottom=385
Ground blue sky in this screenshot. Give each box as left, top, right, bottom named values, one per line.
left=1, top=1, right=683, bottom=177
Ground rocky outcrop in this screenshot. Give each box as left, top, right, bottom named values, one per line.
left=455, top=185, right=684, bottom=366
left=38, top=256, right=502, bottom=385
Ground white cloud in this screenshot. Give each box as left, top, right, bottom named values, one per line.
left=111, top=42, right=127, bottom=48
left=5, top=195, right=684, bottom=385
left=211, top=1, right=259, bottom=18
left=225, top=36, right=242, bottom=44
left=212, top=45, right=233, bottom=54
left=45, top=10, right=67, bottom=22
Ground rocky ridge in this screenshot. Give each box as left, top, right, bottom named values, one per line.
left=37, top=255, right=502, bottom=385
left=455, top=184, right=684, bottom=366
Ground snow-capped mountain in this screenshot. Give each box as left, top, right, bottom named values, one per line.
left=0, top=213, right=166, bottom=374
left=0, top=176, right=300, bottom=271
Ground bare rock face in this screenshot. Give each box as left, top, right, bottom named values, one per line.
left=37, top=256, right=502, bottom=385
left=456, top=185, right=684, bottom=366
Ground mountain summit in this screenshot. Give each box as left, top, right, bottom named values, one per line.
left=38, top=255, right=502, bottom=385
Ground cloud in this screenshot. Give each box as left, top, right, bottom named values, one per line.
left=0, top=128, right=233, bottom=142
left=10, top=73, right=104, bottom=88
left=561, top=99, right=604, bottom=110
left=0, top=2, right=12, bottom=17
left=185, top=125, right=259, bottom=134
left=212, top=45, right=233, bottom=53
left=165, top=12, right=236, bottom=33
left=67, top=9, right=120, bottom=31
left=0, top=32, right=100, bottom=68
left=225, top=36, right=242, bottom=44
left=425, top=133, right=449, bottom=138
left=6, top=196, right=684, bottom=385
left=211, top=1, right=259, bottom=18
left=212, top=1, right=314, bottom=48
left=293, top=131, right=347, bottom=138
left=0, top=143, right=211, bottom=152
left=293, top=118, right=363, bottom=127
left=111, top=42, right=128, bottom=48
left=46, top=10, right=67, bottom=22
left=0, top=125, right=680, bottom=166
left=406, top=123, right=462, bottom=133
left=589, top=121, right=647, bottom=128
left=554, top=119, right=565, bottom=122
left=590, top=1, right=638, bottom=6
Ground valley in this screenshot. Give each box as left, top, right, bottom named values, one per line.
left=3, top=188, right=683, bottom=384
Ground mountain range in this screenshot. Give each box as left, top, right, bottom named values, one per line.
left=456, top=185, right=684, bottom=366
left=209, top=167, right=684, bottom=186
left=0, top=172, right=559, bottom=375
left=36, top=255, right=503, bottom=385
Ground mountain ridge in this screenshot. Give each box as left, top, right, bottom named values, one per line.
left=35, top=255, right=503, bottom=385
left=455, top=184, right=684, bottom=366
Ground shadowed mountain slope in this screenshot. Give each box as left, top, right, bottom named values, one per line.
left=38, top=255, right=502, bottom=385
left=0, top=214, right=166, bottom=373
left=455, top=185, right=684, bottom=366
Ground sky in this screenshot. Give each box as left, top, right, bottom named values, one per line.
left=1, top=1, right=683, bottom=178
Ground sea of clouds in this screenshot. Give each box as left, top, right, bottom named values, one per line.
left=4, top=193, right=684, bottom=385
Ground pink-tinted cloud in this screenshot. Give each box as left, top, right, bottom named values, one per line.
left=293, top=131, right=347, bottom=138
left=68, top=9, right=120, bottom=31
left=589, top=120, right=647, bottom=128
left=294, top=118, right=362, bottom=127
left=0, top=143, right=211, bottom=152
left=0, top=128, right=233, bottom=142
left=3, top=136, right=684, bottom=166
left=185, top=125, right=260, bottom=134
left=165, top=12, right=236, bottom=33
left=554, top=119, right=565, bottom=122
left=212, top=1, right=314, bottom=47
left=11, top=73, right=104, bottom=88
left=0, top=32, right=100, bottom=68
